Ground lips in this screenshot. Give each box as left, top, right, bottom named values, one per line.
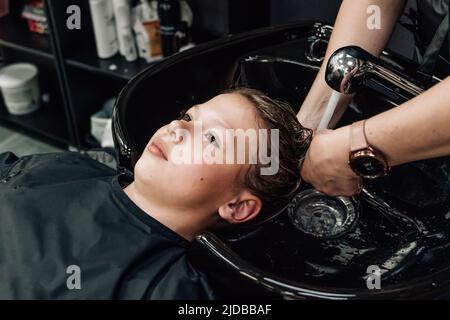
left=148, top=138, right=168, bottom=161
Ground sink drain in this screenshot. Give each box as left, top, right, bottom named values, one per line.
left=288, top=189, right=359, bottom=239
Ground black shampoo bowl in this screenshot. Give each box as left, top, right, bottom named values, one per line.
left=113, top=22, right=450, bottom=299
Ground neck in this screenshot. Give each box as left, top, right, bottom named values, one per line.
left=122, top=182, right=215, bottom=241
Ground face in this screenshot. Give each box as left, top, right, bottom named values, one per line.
left=133, top=93, right=261, bottom=214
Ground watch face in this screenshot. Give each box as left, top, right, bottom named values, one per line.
left=351, top=155, right=385, bottom=178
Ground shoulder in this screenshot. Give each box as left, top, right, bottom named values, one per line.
left=0, top=151, right=116, bottom=183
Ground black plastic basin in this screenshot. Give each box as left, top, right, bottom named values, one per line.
left=113, top=22, right=450, bottom=299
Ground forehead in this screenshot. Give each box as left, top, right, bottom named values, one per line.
left=196, top=93, right=260, bottom=130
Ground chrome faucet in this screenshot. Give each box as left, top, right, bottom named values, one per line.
left=325, top=46, right=425, bottom=98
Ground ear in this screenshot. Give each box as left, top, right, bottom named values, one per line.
left=218, top=190, right=262, bottom=224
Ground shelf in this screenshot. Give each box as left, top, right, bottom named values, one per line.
left=0, top=100, right=70, bottom=146
left=66, top=51, right=157, bottom=81
left=0, top=15, right=53, bottom=59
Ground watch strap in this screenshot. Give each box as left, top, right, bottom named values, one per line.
left=350, top=120, right=368, bottom=152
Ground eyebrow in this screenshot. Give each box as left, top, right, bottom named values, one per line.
left=191, top=104, right=230, bottom=128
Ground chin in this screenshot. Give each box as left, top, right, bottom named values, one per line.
left=134, top=160, right=158, bottom=183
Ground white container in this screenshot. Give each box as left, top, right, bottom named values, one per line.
left=90, top=97, right=115, bottom=143
left=0, top=63, right=40, bottom=116
left=89, top=0, right=119, bottom=59
left=113, top=0, right=138, bottom=62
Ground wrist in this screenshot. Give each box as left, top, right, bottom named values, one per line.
left=298, top=68, right=331, bottom=128
left=335, top=125, right=356, bottom=175
left=349, top=120, right=390, bottom=178
left=364, top=118, right=395, bottom=167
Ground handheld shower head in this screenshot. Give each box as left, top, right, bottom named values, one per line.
left=325, top=46, right=425, bottom=98
left=325, top=46, right=372, bottom=94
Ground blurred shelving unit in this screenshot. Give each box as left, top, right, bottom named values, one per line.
left=0, top=0, right=270, bottom=149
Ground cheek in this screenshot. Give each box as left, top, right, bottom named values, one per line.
left=178, top=163, right=239, bottom=195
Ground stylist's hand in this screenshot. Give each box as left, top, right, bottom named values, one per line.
left=301, top=126, right=362, bottom=197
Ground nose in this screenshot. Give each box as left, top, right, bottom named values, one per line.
left=167, top=120, right=185, bottom=143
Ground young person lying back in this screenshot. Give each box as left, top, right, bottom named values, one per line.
left=0, top=88, right=311, bottom=299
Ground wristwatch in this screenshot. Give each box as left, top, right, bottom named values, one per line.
left=348, top=120, right=390, bottom=179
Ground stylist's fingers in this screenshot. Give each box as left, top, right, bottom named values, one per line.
left=337, top=177, right=363, bottom=197
left=301, top=163, right=360, bottom=197
left=315, top=176, right=361, bottom=197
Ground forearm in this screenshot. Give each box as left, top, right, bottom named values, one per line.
left=365, top=77, right=450, bottom=166
left=298, top=0, right=407, bottom=129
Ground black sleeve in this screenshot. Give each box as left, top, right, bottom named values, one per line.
left=0, top=152, right=19, bottom=178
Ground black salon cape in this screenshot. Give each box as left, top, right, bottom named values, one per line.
left=0, top=151, right=214, bottom=300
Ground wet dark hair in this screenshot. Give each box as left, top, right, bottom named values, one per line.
left=225, top=87, right=312, bottom=225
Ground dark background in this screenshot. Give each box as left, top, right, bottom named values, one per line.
left=270, top=0, right=417, bottom=59
left=0, top=0, right=420, bottom=150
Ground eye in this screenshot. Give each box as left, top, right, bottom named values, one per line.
left=204, top=132, right=219, bottom=147
left=178, top=109, right=192, bottom=122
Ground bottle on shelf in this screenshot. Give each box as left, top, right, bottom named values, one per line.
left=112, top=0, right=138, bottom=62
left=157, top=0, right=181, bottom=57
left=89, top=0, right=119, bottom=59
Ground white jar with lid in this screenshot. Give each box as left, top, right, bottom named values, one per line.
left=0, top=63, right=40, bottom=115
